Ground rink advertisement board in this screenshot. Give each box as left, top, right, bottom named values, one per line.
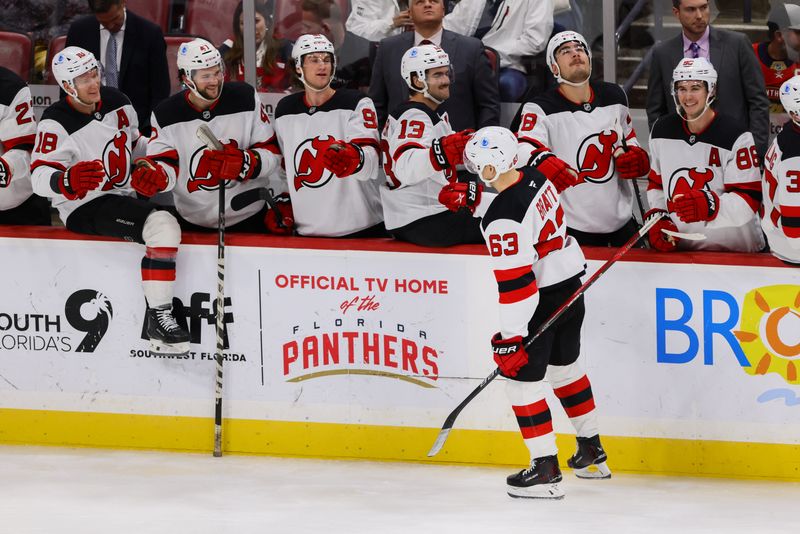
left=1, top=229, right=799, bottom=479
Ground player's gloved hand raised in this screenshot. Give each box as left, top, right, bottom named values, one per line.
left=668, top=189, right=719, bottom=223
left=0, top=156, right=13, bottom=188
left=59, top=159, right=105, bottom=200
left=130, top=158, right=169, bottom=197
left=202, top=140, right=260, bottom=182
left=431, top=129, right=474, bottom=170
left=438, top=179, right=483, bottom=214
left=644, top=209, right=678, bottom=252
left=534, top=151, right=580, bottom=193
left=614, top=145, right=650, bottom=180
left=491, top=333, right=528, bottom=378
left=264, top=193, right=295, bottom=235
left=323, top=141, right=364, bottom=177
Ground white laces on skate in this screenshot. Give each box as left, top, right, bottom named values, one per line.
left=155, top=309, right=181, bottom=332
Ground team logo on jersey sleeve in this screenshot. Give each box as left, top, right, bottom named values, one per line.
left=667, top=167, right=715, bottom=198
left=293, top=136, right=337, bottom=190
left=101, top=131, right=131, bottom=190
left=576, top=129, right=618, bottom=183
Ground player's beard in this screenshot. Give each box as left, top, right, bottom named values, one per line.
left=563, top=64, right=590, bottom=84
left=200, top=85, right=221, bottom=101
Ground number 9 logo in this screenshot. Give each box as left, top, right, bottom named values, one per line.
left=64, top=289, right=113, bottom=352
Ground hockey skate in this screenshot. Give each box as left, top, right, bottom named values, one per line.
left=506, top=455, right=565, bottom=499
left=567, top=435, right=612, bottom=479
left=146, top=306, right=190, bottom=357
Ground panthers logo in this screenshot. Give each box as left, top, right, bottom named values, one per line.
left=576, top=129, right=618, bottom=184
left=293, top=136, right=336, bottom=190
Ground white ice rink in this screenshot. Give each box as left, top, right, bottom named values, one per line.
left=2, top=445, right=798, bottom=534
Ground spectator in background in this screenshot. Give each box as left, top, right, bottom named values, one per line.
left=347, top=0, right=485, bottom=42
left=646, top=0, right=770, bottom=157
left=481, top=0, right=554, bottom=102
left=66, top=0, right=170, bottom=136
left=369, top=0, right=500, bottom=132
left=220, top=0, right=294, bottom=93
left=753, top=2, right=800, bottom=114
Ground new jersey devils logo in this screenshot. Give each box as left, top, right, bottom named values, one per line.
left=101, top=131, right=130, bottom=190
left=576, top=130, right=618, bottom=184
left=187, top=143, right=234, bottom=193
left=667, top=167, right=715, bottom=199
left=293, top=136, right=336, bottom=190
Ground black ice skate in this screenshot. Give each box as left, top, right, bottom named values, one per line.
left=146, top=306, right=190, bottom=357
left=567, top=435, right=612, bottom=479
left=506, top=455, right=564, bottom=499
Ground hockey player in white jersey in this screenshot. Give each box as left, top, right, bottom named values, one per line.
left=0, top=67, right=50, bottom=225
left=514, top=31, right=650, bottom=247
left=381, top=44, right=482, bottom=247
left=272, top=34, right=384, bottom=238
left=762, top=75, right=800, bottom=263
left=31, top=47, right=189, bottom=357
left=146, top=38, right=283, bottom=233
left=466, top=127, right=610, bottom=499
left=647, top=58, right=765, bottom=253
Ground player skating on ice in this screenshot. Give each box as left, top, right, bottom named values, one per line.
left=647, top=57, right=765, bottom=252
left=147, top=38, right=283, bottom=233
left=762, top=75, right=800, bottom=264
left=465, top=126, right=610, bottom=499
left=31, top=47, right=189, bottom=356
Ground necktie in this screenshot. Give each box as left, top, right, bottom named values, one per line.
left=106, top=32, right=119, bottom=88
left=689, top=42, right=700, bottom=59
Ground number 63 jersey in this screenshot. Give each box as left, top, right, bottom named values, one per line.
left=647, top=113, right=765, bottom=252
left=480, top=166, right=585, bottom=339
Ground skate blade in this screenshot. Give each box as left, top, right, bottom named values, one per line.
left=149, top=340, right=190, bottom=358
left=573, top=461, right=612, bottom=479
left=507, top=483, right=565, bottom=500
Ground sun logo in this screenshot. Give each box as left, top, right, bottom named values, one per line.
left=733, top=285, right=800, bottom=384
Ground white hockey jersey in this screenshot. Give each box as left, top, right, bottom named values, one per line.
left=481, top=166, right=585, bottom=339
left=148, top=82, right=280, bottom=228
left=762, top=123, right=800, bottom=263
left=648, top=112, right=765, bottom=252
left=481, top=0, right=553, bottom=72
left=0, top=67, right=37, bottom=211
left=273, top=89, right=383, bottom=237
left=31, top=87, right=144, bottom=223
left=381, top=102, right=457, bottom=231
left=516, top=82, right=639, bottom=234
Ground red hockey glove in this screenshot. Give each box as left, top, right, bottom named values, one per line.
left=644, top=209, right=679, bottom=252
left=0, top=156, right=12, bottom=188
left=130, top=158, right=169, bottom=197
left=430, top=129, right=474, bottom=170
left=59, top=160, right=105, bottom=200
left=438, top=179, right=483, bottom=214
left=323, top=141, right=365, bottom=177
left=202, top=141, right=260, bottom=182
left=491, top=333, right=528, bottom=378
left=264, top=193, right=295, bottom=235
left=533, top=151, right=580, bottom=193
left=614, top=145, right=650, bottom=180
left=668, top=189, right=719, bottom=223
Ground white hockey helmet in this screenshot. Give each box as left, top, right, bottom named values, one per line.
left=177, top=38, right=224, bottom=103
left=401, top=44, right=451, bottom=104
left=546, top=31, right=592, bottom=86
left=671, top=57, right=717, bottom=121
left=780, top=75, right=800, bottom=125
left=52, top=46, right=100, bottom=101
left=464, top=126, right=519, bottom=184
left=292, top=34, right=336, bottom=92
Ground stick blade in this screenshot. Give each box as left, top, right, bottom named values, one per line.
left=427, top=427, right=451, bottom=457
left=662, top=228, right=706, bottom=241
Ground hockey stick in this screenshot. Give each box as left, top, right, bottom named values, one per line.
left=230, top=187, right=291, bottom=231
left=662, top=228, right=706, bottom=241
left=426, top=212, right=665, bottom=457
left=196, top=124, right=226, bottom=458
left=615, top=119, right=647, bottom=225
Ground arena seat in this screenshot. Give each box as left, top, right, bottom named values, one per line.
left=0, top=31, right=33, bottom=81
left=43, top=35, right=68, bottom=85
left=183, top=0, right=241, bottom=47
left=127, top=0, right=172, bottom=32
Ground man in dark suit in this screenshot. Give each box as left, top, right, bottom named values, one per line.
left=66, top=0, right=170, bottom=135
left=646, top=0, right=770, bottom=157
left=369, top=0, right=499, bottom=131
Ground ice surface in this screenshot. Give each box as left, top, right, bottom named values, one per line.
left=1, top=445, right=797, bottom=534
